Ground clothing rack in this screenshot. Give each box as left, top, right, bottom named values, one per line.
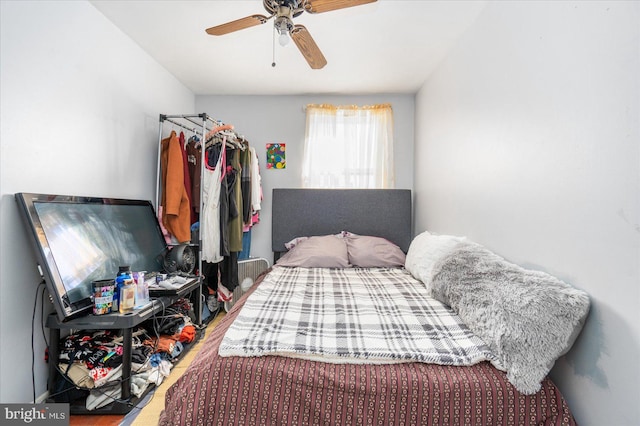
left=157, top=113, right=250, bottom=322
left=157, top=113, right=217, bottom=325
left=161, top=117, right=205, bottom=136
left=160, top=114, right=226, bottom=137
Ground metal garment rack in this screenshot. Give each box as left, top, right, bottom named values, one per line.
left=157, top=113, right=223, bottom=324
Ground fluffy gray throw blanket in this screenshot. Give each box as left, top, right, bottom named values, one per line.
left=430, top=241, right=590, bottom=394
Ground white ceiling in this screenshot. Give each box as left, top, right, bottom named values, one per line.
left=90, top=0, right=486, bottom=95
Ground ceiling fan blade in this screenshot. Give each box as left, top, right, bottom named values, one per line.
left=291, top=25, right=327, bottom=69
left=304, top=0, right=377, bottom=14
left=205, top=14, right=270, bottom=36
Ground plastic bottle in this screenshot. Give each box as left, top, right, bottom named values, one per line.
left=133, top=271, right=150, bottom=308
left=117, top=266, right=135, bottom=314
left=112, top=274, right=121, bottom=312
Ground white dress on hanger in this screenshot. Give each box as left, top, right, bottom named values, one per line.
left=201, top=142, right=224, bottom=263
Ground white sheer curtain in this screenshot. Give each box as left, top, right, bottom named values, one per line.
left=301, top=104, right=395, bottom=188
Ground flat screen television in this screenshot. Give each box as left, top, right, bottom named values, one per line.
left=16, top=193, right=170, bottom=322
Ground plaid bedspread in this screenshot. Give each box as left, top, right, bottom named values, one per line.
left=219, top=267, right=498, bottom=366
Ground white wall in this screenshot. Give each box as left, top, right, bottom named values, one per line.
left=414, top=1, right=639, bottom=424
left=0, top=1, right=195, bottom=402
left=195, top=95, right=415, bottom=262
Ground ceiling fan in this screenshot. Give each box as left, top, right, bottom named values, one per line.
left=205, top=0, right=377, bottom=69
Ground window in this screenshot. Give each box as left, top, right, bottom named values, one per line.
left=301, top=104, right=395, bottom=188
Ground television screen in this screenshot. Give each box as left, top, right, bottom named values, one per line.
left=16, top=193, right=169, bottom=322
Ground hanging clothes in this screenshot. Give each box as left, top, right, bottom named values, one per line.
left=212, top=142, right=243, bottom=298
left=239, top=231, right=251, bottom=260
left=228, top=148, right=244, bottom=253
left=217, top=252, right=238, bottom=302
left=240, top=146, right=253, bottom=225
left=179, top=132, right=195, bottom=224
left=186, top=135, right=202, bottom=216
left=217, top=154, right=230, bottom=257
left=160, top=130, right=191, bottom=243
left=201, top=261, right=219, bottom=293
left=249, top=146, right=262, bottom=226
left=158, top=114, right=264, bottom=304
left=201, top=141, right=225, bottom=263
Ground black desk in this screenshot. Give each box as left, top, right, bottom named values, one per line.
left=46, top=277, right=201, bottom=414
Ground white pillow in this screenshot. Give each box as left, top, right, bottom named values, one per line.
left=405, top=231, right=467, bottom=289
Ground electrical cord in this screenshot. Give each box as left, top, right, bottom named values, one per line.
left=40, top=285, right=49, bottom=346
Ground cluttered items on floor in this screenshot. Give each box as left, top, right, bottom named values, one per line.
left=49, top=298, right=199, bottom=411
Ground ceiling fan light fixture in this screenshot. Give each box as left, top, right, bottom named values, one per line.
left=274, top=14, right=293, bottom=47
left=278, top=31, right=290, bottom=46
left=274, top=15, right=293, bottom=32
left=206, top=0, right=378, bottom=69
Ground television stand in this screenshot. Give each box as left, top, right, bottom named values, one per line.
left=45, top=277, right=201, bottom=414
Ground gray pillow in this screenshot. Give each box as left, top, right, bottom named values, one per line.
left=275, top=235, right=350, bottom=268
left=430, top=241, right=590, bottom=395
left=345, top=234, right=405, bottom=267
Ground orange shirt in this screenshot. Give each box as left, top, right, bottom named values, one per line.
left=160, top=130, right=191, bottom=243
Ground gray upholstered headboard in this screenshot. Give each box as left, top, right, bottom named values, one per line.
left=272, top=188, right=412, bottom=256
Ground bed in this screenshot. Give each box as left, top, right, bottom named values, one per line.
left=159, top=189, right=586, bottom=425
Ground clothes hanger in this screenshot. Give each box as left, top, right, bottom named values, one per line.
left=188, top=131, right=201, bottom=149
left=205, top=123, right=234, bottom=141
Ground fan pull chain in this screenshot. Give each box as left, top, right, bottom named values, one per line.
left=272, top=24, right=276, bottom=67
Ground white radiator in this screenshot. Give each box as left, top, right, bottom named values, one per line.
left=225, top=257, right=270, bottom=312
